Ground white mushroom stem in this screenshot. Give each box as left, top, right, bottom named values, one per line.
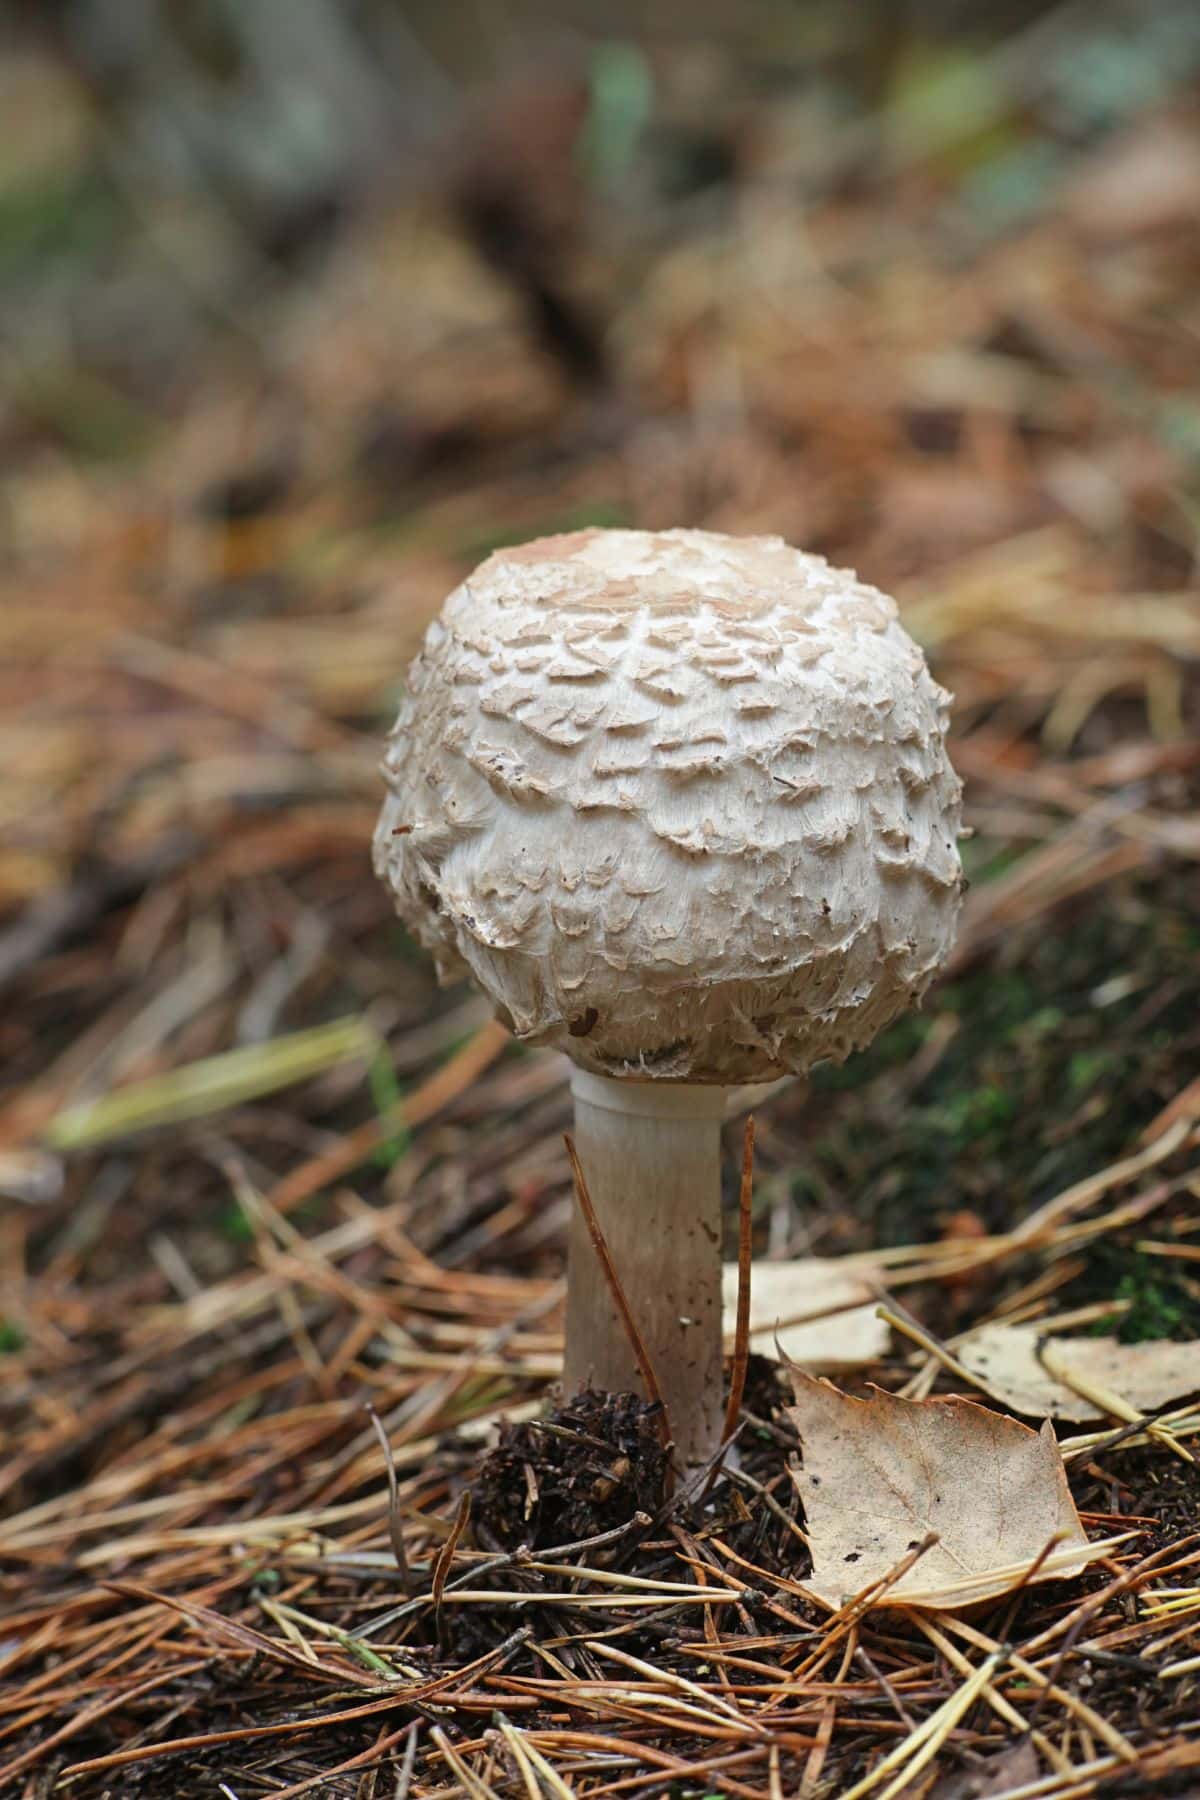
left=564, top=1070, right=727, bottom=1471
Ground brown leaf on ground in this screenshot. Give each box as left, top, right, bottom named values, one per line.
left=721, top=1258, right=889, bottom=1370
left=788, top=1373, right=1108, bottom=1611
left=956, top=1324, right=1200, bottom=1423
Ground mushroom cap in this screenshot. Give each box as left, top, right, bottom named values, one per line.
left=374, top=527, right=963, bottom=1082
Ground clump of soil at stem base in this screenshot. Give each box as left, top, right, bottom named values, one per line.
left=472, top=1389, right=667, bottom=1551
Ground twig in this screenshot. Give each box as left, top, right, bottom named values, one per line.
left=433, top=1489, right=472, bottom=1645
left=366, top=1403, right=411, bottom=1592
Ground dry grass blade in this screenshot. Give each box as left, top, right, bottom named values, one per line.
left=842, top=1650, right=1005, bottom=1800
left=433, top=1488, right=472, bottom=1642
left=431, top=1723, right=504, bottom=1799
left=366, top=1402, right=412, bottom=1590
left=937, top=1615, right=1137, bottom=1763
left=497, top=1718, right=580, bottom=1800
left=101, top=1581, right=378, bottom=1686
left=56, top=1691, right=422, bottom=1779
left=44, top=1017, right=376, bottom=1150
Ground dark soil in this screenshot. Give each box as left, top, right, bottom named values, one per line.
left=473, top=1388, right=668, bottom=1552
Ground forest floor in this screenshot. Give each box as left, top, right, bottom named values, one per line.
left=2, top=9, right=1200, bottom=1796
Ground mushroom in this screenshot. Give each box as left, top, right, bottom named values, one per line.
left=374, top=528, right=963, bottom=1469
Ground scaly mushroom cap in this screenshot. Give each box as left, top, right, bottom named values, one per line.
left=374, top=528, right=963, bottom=1081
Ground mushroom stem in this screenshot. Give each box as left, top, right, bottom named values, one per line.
left=564, top=1070, right=726, bottom=1471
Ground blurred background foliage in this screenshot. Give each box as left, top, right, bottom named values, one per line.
left=4, top=0, right=1200, bottom=490
left=2, top=0, right=1199, bottom=1288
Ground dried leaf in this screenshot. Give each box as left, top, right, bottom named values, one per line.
left=722, top=1259, right=889, bottom=1371
left=788, top=1373, right=1110, bottom=1611
left=956, top=1324, right=1200, bottom=1423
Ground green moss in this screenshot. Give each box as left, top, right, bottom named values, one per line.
left=803, top=867, right=1199, bottom=1253
left=959, top=839, right=1027, bottom=884
left=1016, top=1006, right=1066, bottom=1044
left=926, top=1082, right=1015, bottom=1144
left=1083, top=1247, right=1200, bottom=1344
left=15, top=366, right=154, bottom=462
left=0, top=167, right=121, bottom=271
left=1066, top=1049, right=1117, bottom=1094
left=389, top=922, right=425, bottom=963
